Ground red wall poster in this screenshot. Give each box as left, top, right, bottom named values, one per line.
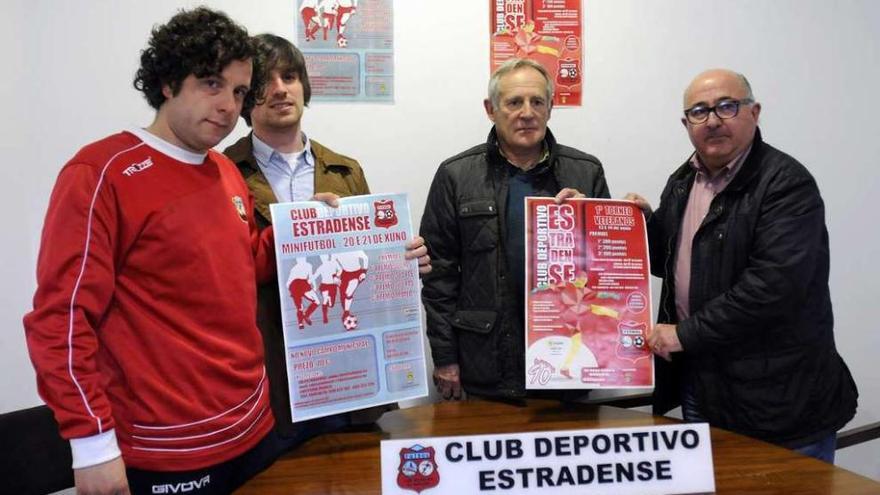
left=525, top=198, right=654, bottom=389
left=490, top=0, right=583, bottom=106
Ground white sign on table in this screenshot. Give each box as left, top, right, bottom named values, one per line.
left=380, top=423, right=715, bottom=494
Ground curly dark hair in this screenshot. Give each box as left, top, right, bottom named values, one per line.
left=133, top=7, right=265, bottom=116
left=241, top=33, right=312, bottom=127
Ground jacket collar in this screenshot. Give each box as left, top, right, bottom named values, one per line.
left=224, top=132, right=260, bottom=176
left=486, top=126, right=558, bottom=170
left=223, top=132, right=361, bottom=224
left=723, top=127, right=766, bottom=193
left=673, top=127, right=767, bottom=194
left=223, top=134, right=276, bottom=222
left=225, top=131, right=359, bottom=177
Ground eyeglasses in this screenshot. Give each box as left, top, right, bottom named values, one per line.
left=684, top=98, right=754, bottom=125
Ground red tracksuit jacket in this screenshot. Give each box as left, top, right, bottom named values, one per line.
left=24, top=130, right=276, bottom=471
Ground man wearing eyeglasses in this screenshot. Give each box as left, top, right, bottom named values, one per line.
left=626, top=69, right=858, bottom=463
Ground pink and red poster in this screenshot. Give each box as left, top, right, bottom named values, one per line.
left=490, top=0, right=583, bottom=106
left=525, top=198, right=653, bottom=389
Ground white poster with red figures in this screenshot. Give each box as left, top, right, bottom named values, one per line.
left=270, top=193, right=428, bottom=422
left=297, top=0, right=394, bottom=102
left=525, top=198, right=654, bottom=389
left=490, top=0, right=584, bottom=106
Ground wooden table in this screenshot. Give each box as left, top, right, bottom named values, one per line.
left=237, top=400, right=880, bottom=494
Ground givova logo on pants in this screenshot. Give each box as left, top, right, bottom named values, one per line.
left=151, top=474, right=211, bottom=493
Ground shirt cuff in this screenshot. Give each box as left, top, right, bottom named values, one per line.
left=70, top=429, right=122, bottom=469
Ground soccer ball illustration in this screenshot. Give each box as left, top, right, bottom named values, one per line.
left=337, top=36, right=348, bottom=48
left=343, top=314, right=358, bottom=330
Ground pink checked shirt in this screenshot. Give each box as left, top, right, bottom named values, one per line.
left=674, top=145, right=751, bottom=320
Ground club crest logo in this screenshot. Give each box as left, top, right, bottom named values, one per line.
left=231, top=196, right=248, bottom=223
left=374, top=199, right=398, bottom=229
left=616, top=320, right=650, bottom=363
left=557, top=58, right=581, bottom=86
left=397, top=444, right=439, bottom=493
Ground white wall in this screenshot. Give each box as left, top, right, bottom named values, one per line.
left=3, top=0, right=877, bottom=480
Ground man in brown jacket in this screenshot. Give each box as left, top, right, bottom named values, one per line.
left=224, top=33, right=430, bottom=449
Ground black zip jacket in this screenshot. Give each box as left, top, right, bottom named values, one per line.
left=649, top=128, right=858, bottom=447
left=420, top=128, right=610, bottom=399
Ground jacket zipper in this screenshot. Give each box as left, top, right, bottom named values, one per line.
left=661, top=233, right=675, bottom=323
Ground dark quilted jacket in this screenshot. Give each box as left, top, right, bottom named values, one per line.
left=649, top=128, right=858, bottom=447
left=420, top=128, right=610, bottom=399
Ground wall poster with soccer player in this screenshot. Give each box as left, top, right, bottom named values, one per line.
left=297, top=0, right=395, bottom=101
left=271, top=193, right=428, bottom=422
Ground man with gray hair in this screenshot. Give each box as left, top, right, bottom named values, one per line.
left=627, top=68, right=858, bottom=462
left=420, top=58, right=610, bottom=402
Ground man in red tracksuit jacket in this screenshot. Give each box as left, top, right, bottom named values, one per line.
left=23, top=8, right=284, bottom=494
